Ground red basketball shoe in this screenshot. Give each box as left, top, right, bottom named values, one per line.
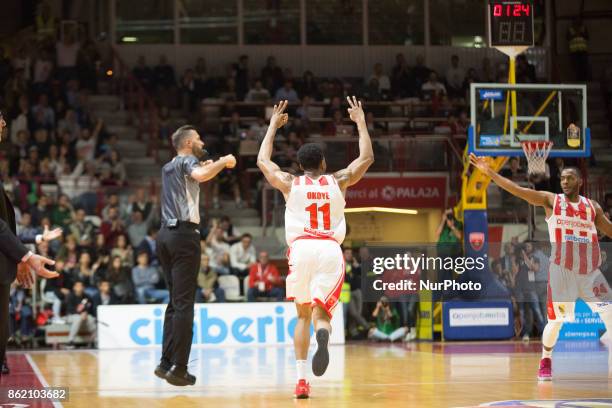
left=294, top=379, right=310, bottom=399
left=538, top=357, right=552, bottom=381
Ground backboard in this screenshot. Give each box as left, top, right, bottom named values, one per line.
left=468, top=83, right=590, bottom=157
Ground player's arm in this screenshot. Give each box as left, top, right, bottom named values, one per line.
left=334, top=96, right=375, bottom=192
left=593, top=200, right=612, bottom=238
left=469, top=153, right=555, bottom=208
left=191, top=156, right=236, bottom=183
left=257, top=100, right=294, bottom=198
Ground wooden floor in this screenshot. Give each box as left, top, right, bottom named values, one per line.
left=3, top=341, right=612, bottom=408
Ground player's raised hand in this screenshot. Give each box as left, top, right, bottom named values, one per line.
left=347, top=96, right=365, bottom=124
left=270, top=100, right=289, bottom=129
left=469, top=153, right=493, bottom=175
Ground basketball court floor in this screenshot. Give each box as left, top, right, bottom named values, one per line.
left=3, top=341, right=611, bottom=407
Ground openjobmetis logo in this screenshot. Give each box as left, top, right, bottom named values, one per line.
left=469, top=232, right=485, bottom=251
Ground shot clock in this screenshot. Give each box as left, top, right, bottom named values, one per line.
left=488, top=0, right=534, bottom=47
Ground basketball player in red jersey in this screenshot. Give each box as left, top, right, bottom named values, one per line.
left=470, top=153, right=612, bottom=381
left=257, top=98, right=374, bottom=398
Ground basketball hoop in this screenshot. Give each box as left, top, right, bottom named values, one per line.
left=521, top=141, right=553, bottom=176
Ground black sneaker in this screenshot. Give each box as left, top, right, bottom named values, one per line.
left=165, top=365, right=196, bottom=386
left=154, top=361, right=171, bottom=380
left=312, top=328, right=330, bottom=377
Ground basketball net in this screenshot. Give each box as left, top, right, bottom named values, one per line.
left=521, top=141, right=553, bottom=175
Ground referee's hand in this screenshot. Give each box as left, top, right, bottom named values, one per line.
left=222, top=154, right=237, bottom=169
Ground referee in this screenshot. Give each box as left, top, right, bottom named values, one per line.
left=154, top=125, right=236, bottom=386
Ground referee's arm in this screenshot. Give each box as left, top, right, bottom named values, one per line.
left=190, top=155, right=236, bottom=183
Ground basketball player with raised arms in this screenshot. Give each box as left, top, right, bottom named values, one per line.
left=470, top=153, right=612, bottom=381
left=257, top=98, right=374, bottom=398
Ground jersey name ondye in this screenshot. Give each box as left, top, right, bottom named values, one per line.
left=285, top=175, right=346, bottom=245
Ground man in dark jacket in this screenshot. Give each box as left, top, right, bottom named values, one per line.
left=0, top=111, right=59, bottom=376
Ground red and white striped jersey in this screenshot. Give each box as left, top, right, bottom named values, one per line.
left=285, top=175, right=346, bottom=246
left=546, top=194, right=601, bottom=274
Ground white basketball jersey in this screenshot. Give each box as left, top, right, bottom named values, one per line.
left=546, top=194, right=601, bottom=274
left=285, top=175, right=346, bottom=245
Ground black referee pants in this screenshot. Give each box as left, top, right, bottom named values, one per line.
left=0, top=283, right=9, bottom=368
left=157, top=223, right=201, bottom=368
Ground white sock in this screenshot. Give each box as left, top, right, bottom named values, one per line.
left=541, top=321, right=562, bottom=359
left=296, top=360, right=308, bottom=381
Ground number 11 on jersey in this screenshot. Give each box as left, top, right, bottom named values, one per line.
left=305, top=203, right=330, bottom=230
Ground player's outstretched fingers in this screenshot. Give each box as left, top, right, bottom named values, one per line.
left=346, top=95, right=354, bottom=108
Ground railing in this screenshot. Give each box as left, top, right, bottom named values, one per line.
left=109, top=47, right=160, bottom=161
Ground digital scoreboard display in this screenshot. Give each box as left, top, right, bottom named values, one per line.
left=488, top=0, right=534, bottom=47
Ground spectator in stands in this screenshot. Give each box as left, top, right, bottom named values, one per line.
left=248, top=116, right=268, bottom=141
left=69, top=208, right=95, bottom=246
left=220, top=77, right=238, bottom=102
left=128, top=188, right=153, bottom=220
left=245, top=79, right=271, bottom=102
left=70, top=252, right=99, bottom=298
left=91, top=281, right=118, bottom=309
left=77, top=38, right=100, bottom=92
left=0, top=47, right=12, bottom=91
left=230, top=233, right=257, bottom=287
left=324, top=110, right=345, bottom=136
left=92, top=234, right=110, bottom=263
left=196, top=254, right=225, bottom=303
left=10, top=95, right=32, bottom=143
left=105, top=256, right=134, bottom=303
left=221, top=111, right=247, bottom=142
left=101, top=193, right=127, bottom=222
left=17, top=212, right=39, bottom=243
left=127, top=206, right=158, bottom=249
left=132, top=56, right=153, bottom=92
left=42, top=260, right=72, bottom=323
left=194, top=57, right=208, bottom=98
left=136, top=226, right=159, bottom=267
left=207, top=221, right=232, bottom=275
left=391, top=53, right=416, bottom=98
left=369, top=63, right=391, bottom=95
left=9, top=282, right=34, bottom=344
left=343, top=248, right=370, bottom=337
left=212, top=167, right=243, bottom=210
left=132, top=251, right=169, bottom=304
left=412, top=55, right=432, bottom=90
left=365, top=112, right=385, bottom=136
left=106, top=150, right=127, bottom=185
left=247, top=251, right=283, bottom=302
left=30, top=195, right=52, bottom=226
left=100, top=206, right=125, bottom=248
left=111, top=234, right=134, bottom=268
left=274, top=80, right=300, bottom=104
left=421, top=72, right=447, bottom=100
left=63, top=281, right=96, bottom=348
left=515, top=250, right=545, bottom=341
left=154, top=55, right=176, bottom=102
left=261, top=56, right=284, bottom=94
left=32, top=93, right=55, bottom=130
left=491, top=259, right=513, bottom=291
left=233, top=55, right=250, bottom=100
left=368, top=296, right=406, bottom=342
left=57, top=235, right=79, bottom=270
left=297, top=70, right=319, bottom=99
left=500, top=157, right=527, bottom=204
left=75, top=119, right=102, bottom=161
left=445, top=55, right=466, bottom=100
left=32, top=49, right=54, bottom=94
left=523, top=242, right=549, bottom=322
left=51, top=194, right=74, bottom=229
left=435, top=209, right=463, bottom=285
left=363, top=78, right=381, bottom=102
left=180, top=69, right=197, bottom=113
left=55, top=33, right=80, bottom=83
